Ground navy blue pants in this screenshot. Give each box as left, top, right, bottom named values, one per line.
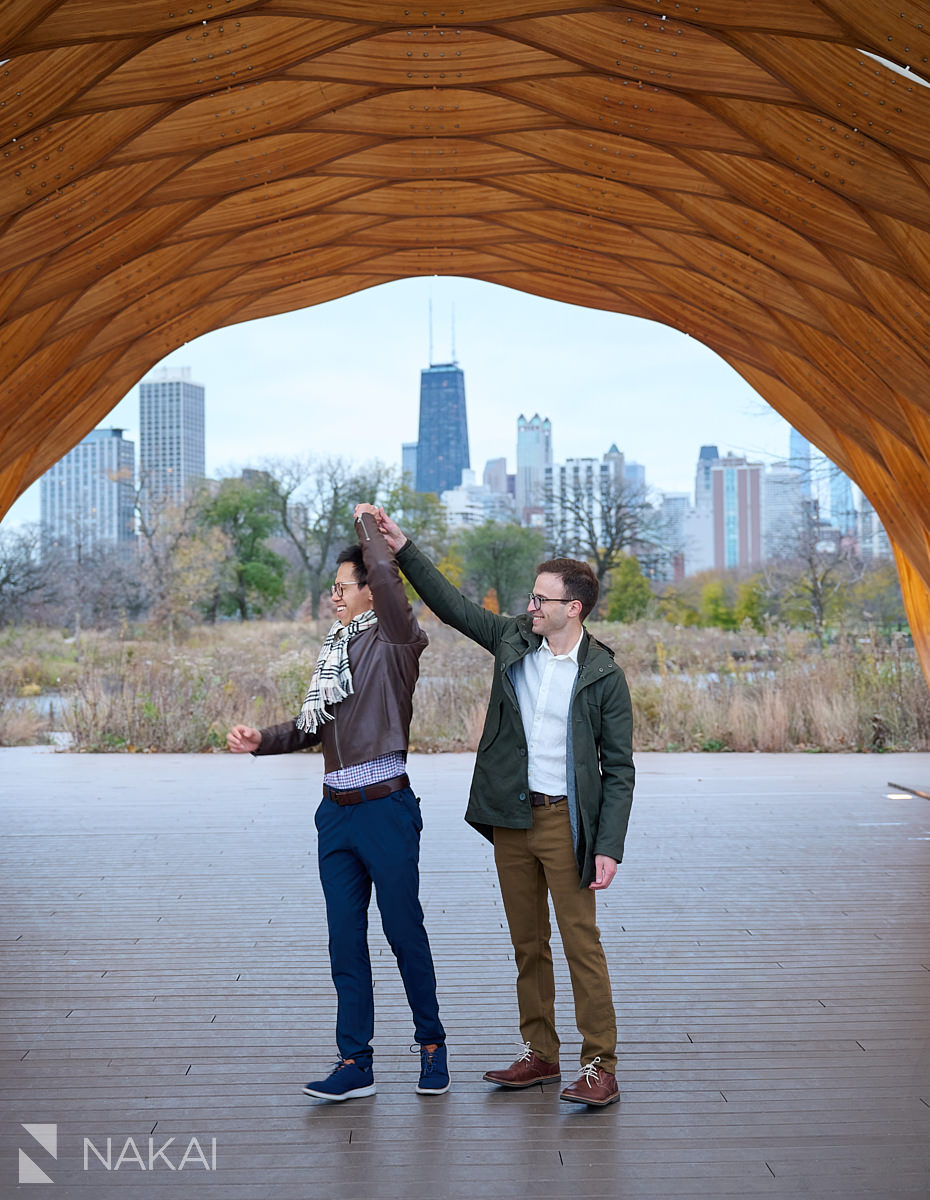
left=314, top=786, right=445, bottom=1067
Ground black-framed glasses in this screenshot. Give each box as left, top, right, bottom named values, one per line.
left=527, top=593, right=575, bottom=611
left=331, top=581, right=364, bottom=599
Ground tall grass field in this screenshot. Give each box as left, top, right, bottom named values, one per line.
left=1, top=616, right=928, bottom=753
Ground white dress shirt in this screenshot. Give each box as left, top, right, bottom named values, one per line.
left=513, top=632, right=582, bottom=794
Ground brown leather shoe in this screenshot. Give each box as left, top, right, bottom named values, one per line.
left=483, top=1043, right=561, bottom=1088
left=559, top=1058, right=620, bottom=1107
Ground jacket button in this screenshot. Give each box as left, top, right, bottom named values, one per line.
left=519, top=748, right=526, bottom=756
left=519, top=792, right=526, bottom=800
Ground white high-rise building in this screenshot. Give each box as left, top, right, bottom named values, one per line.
left=763, top=464, right=804, bottom=557
left=441, top=469, right=514, bottom=529
left=40, top=428, right=135, bottom=549
left=139, top=367, right=205, bottom=505
left=516, top=413, right=552, bottom=523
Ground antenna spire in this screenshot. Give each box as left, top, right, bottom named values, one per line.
left=451, top=303, right=456, bottom=363
left=428, top=293, right=434, bottom=365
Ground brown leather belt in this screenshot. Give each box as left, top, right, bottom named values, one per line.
left=529, top=791, right=567, bottom=807
left=322, top=774, right=410, bottom=806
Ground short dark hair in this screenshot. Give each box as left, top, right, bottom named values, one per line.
left=536, top=558, right=599, bottom=622
left=336, top=544, right=367, bottom=587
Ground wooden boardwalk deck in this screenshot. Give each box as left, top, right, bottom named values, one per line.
left=2, top=748, right=930, bottom=1199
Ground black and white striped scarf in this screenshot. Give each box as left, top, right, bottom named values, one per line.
left=296, top=610, right=378, bottom=734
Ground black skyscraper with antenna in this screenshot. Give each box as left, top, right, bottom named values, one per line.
left=414, top=306, right=470, bottom=495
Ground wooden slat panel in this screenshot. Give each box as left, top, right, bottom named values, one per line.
left=498, top=76, right=763, bottom=154
left=6, top=0, right=259, bottom=51
left=328, top=180, right=535, bottom=215
left=78, top=18, right=367, bottom=108
left=106, top=81, right=372, bottom=162
left=491, top=129, right=732, bottom=195
left=726, top=34, right=930, bottom=162
left=147, top=133, right=373, bottom=204
left=487, top=208, right=682, bottom=263
left=161, top=176, right=379, bottom=240
left=0, top=107, right=166, bottom=221
left=309, top=88, right=558, bottom=137
left=325, top=138, right=540, bottom=179
left=500, top=12, right=800, bottom=100
left=701, top=97, right=930, bottom=230
left=6, top=202, right=205, bottom=319
left=497, top=172, right=699, bottom=230
left=0, top=160, right=188, bottom=272
left=302, top=27, right=573, bottom=87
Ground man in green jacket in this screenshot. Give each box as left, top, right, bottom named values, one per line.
left=368, top=504, right=634, bottom=1108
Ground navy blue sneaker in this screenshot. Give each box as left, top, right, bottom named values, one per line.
left=302, top=1059, right=375, bottom=1101
left=415, top=1043, right=450, bottom=1095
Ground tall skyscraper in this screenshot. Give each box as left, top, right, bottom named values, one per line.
left=139, top=367, right=205, bottom=505
left=516, top=413, right=552, bottom=522
left=711, top=455, right=763, bottom=570
left=415, top=361, right=469, bottom=495
left=694, top=444, right=719, bottom=510
left=788, top=428, right=812, bottom=498
left=40, top=427, right=135, bottom=549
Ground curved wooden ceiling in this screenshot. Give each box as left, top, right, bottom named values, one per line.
left=2, top=2, right=930, bottom=655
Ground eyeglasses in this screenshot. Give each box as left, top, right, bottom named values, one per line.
left=331, top=580, right=364, bottom=599
left=527, top=593, right=575, bottom=611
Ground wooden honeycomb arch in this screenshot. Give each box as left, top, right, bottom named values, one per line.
left=3, top=3, right=930, bottom=668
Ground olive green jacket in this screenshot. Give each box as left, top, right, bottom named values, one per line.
left=396, top=538, right=635, bottom=886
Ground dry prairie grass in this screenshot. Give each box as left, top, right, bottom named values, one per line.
left=2, top=614, right=927, bottom=753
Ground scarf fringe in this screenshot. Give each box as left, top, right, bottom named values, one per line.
left=296, top=610, right=378, bottom=734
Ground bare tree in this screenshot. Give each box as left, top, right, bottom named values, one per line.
left=260, top=456, right=398, bottom=617
left=764, top=506, right=863, bottom=646
left=0, top=526, right=54, bottom=625
left=545, top=473, right=678, bottom=590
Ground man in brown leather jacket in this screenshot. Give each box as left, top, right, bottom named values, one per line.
left=227, top=507, right=448, bottom=1101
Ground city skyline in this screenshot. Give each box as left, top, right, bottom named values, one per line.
left=8, top=276, right=800, bottom=528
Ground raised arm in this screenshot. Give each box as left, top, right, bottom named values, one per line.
left=354, top=506, right=423, bottom=645
left=374, top=507, right=507, bottom=654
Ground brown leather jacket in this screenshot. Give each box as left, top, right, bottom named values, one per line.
left=253, top=510, right=428, bottom=772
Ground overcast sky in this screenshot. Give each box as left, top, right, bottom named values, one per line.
left=7, top=275, right=796, bottom=526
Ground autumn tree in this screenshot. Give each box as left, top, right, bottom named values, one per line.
left=459, top=522, right=545, bottom=614
left=134, top=476, right=229, bottom=637
left=605, top=554, right=652, bottom=623
left=198, top=474, right=288, bottom=620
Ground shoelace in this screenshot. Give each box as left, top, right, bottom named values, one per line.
left=577, top=1056, right=602, bottom=1088
left=329, top=1059, right=354, bottom=1076
left=410, top=1043, right=438, bottom=1074
left=514, top=1040, right=534, bottom=1064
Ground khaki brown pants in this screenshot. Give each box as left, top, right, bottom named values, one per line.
left=493, top=800, right=617, bottom=1073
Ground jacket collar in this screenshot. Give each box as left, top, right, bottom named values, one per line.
left=508, top=618, right=616, bottom=673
